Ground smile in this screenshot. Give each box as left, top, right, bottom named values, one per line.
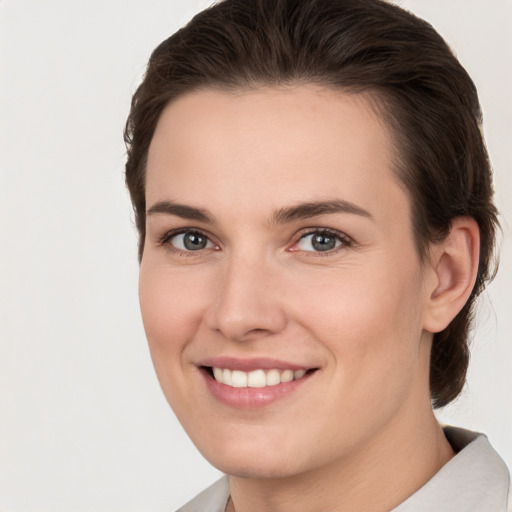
left=211, top=367, right=307, bottom=388
left=199, top=357, right=319, bottom=408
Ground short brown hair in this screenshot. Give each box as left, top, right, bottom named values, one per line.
left=124, top=0, right=499, bottom=408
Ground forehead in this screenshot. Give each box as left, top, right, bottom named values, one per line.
left=145, top=86, right=407, bottom=223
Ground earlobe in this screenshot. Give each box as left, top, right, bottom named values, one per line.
left=423, top=217, right=480, bottom=333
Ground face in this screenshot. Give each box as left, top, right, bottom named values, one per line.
left=140, top=86, right=435, bottom=479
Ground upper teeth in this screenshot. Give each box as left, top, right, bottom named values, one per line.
left=212, top=368, right=307, bottom=388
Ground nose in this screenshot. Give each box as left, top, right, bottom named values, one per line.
left=204, top=252, right=288, bottom=342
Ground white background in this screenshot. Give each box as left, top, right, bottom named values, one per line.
left=0, top=1, right=510, bottom=510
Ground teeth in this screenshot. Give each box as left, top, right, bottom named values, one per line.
left=222, top=368, right=232, bottom=386
left=294, top=369, right=306, bottom=379
left=247, top=369, right=266, bottom=388
left=231, top=370, right=247, bottom=388
left=211, top=367, right=309, bottom=388
left=266, top=369, right=281, bottom=386
left=213, top=367, right=223, bottom=381
left=280, top=369, right=294, bottom=383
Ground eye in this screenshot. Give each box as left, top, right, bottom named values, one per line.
left=293, top=230, right=349, bottom=253
left=166, top=231, right=215, bottom=252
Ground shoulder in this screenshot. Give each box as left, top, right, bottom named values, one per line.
left=175, top=476, right=230, bottom=512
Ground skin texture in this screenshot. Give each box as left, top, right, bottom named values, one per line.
left=139, top=86, right=479, bottom=511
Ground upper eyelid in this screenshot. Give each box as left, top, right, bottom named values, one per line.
left=159, top=227, right=216, bottom=244
left=296, top=227, right=352, bottom=242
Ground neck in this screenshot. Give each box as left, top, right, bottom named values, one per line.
left=227, top=407, right=454, bottom=512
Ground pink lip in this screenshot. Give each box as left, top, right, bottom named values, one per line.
left=199, top=356, right=308, bottom=372
left=198, top=357, right=318, bottom=409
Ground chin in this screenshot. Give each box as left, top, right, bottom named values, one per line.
left=193, top=430, right=313, bottom=479
left=208, top=454, right=300, bottom=480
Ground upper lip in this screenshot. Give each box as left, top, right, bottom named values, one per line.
left=199, top=356, right=315, bottom=372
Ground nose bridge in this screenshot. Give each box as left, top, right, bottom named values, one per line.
left=206, top=247, right=287, bottom=341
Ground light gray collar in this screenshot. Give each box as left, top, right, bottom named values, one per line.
left=392, top=427, right=510, bottom=512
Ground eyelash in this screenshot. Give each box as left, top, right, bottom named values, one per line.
left=158, top=227, right=353, bottom=256
left=292, top=228, right=353, bottom=256
left=158, top=229, right=218, bottom=257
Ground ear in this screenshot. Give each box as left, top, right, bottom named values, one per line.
left=422, top=217, right=480, bottom=333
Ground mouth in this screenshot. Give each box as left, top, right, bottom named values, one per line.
left=199, top=361, right=318, bottom=408
left=204, top=366, right=313, bottom=388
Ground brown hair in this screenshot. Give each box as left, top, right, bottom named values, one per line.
left=124, top=0, right=499, bottom=408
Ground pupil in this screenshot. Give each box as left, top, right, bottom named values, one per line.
left=312, top=233, right=336, bottom=251
left=184, top=233, right=207, bottom=250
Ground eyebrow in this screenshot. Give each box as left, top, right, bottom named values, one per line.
left=146, top=201, right=215, bottom=223
left=270, top=199, right=373, bottom=225
left=146, top=198, right=373, bottom=225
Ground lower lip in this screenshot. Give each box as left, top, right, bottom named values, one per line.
left=201, top=369, right=314, bottom=408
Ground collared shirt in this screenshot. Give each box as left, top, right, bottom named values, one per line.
left=177, top=427, right=510, bottom=512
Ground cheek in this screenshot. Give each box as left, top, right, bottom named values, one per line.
left=297, top=264, right=422, bottom=338
left=138, top=262, right=210, bottom=378
left=292, top=258, right=426, bottom=394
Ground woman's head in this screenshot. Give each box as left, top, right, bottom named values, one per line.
left=125, top=0, right=498, bottom=409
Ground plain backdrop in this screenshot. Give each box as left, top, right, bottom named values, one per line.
left=0, top=1, right=511, bottom=511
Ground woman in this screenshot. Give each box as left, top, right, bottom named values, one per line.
left=124, top=0, right=510, bottom=510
